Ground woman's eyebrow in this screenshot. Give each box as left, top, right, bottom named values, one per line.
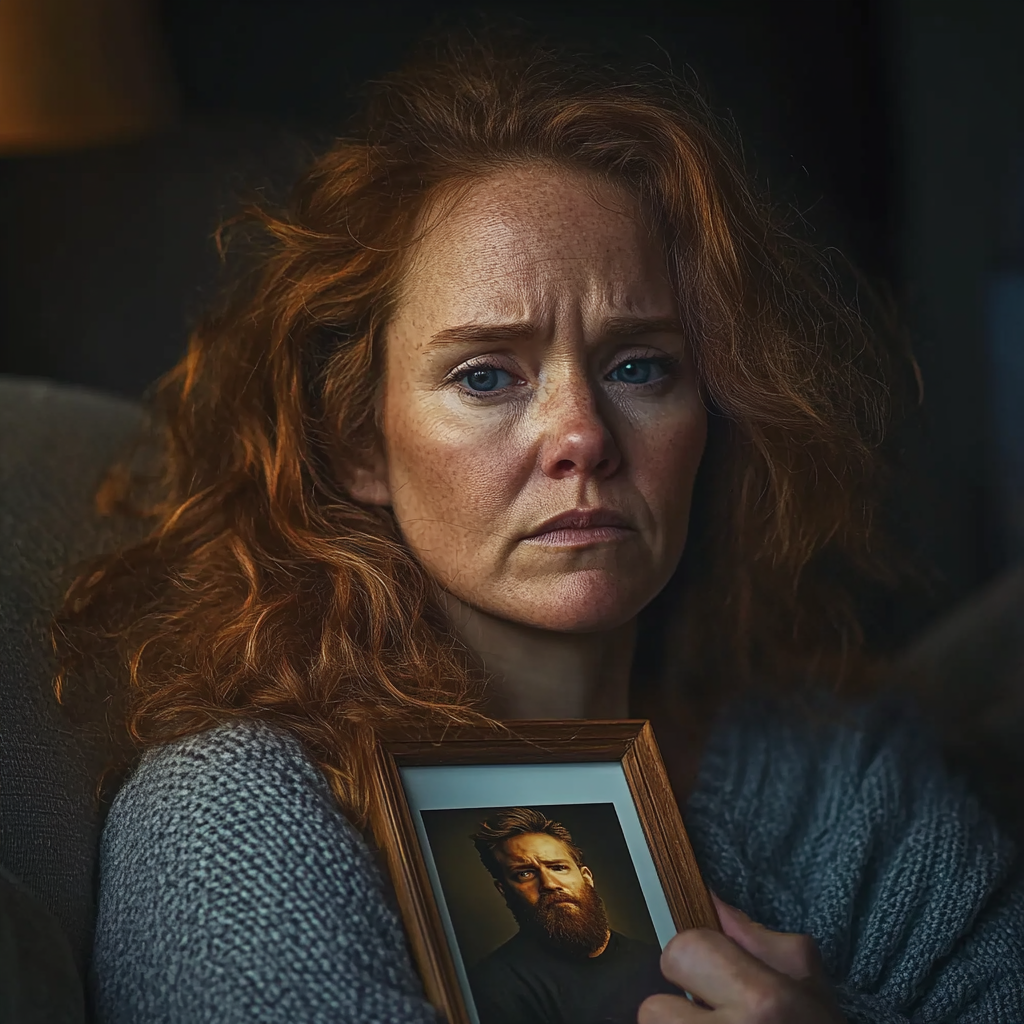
left=602, top=315, right=686, bottom=338
left=430, top=321, right=536, bottom=345
left=429, top=316, right=685, bottom=346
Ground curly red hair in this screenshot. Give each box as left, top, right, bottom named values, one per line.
left=55, top=32, right=913, bottom=823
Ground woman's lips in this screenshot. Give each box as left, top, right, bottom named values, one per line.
left=523, top=509, right=635, bottom=548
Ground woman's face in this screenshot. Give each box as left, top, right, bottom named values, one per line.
left=353, top=164, right=707, bottom=632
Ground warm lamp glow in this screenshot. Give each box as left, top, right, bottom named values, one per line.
left=0, top=0, right=176, bottom=153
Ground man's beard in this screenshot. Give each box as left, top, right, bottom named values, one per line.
left=506, top=884, right=610, bottom=957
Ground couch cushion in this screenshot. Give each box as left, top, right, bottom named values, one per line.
left=0, top=376, right=142, bottom=974
left=0, top=864, right=84, bottom=1024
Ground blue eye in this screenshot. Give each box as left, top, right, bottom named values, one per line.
left=459, top=367, right=514, bottom=392
left=607, top=359, right=667, bottom=385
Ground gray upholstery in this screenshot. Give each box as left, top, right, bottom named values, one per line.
left=0, top=376, right=142, bottom=974
left=0, top=864, right=84, bottom=1023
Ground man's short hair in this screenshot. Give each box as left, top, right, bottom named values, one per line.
left=471, top=807, right=586, bottom=883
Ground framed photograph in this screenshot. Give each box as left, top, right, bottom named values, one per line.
left=368, top=719, right=718, bottom=1024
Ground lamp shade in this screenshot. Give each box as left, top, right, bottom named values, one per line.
left=0, top=0, right=176, bottom=153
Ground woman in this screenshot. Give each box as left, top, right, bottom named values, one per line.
left=57, top=31, right=1023, bottom=1024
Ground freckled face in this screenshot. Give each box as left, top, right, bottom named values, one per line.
left=377, top=164, right=707, bottom=632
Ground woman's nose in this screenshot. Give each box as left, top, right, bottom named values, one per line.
left=537, top=375, right=622, bottom=481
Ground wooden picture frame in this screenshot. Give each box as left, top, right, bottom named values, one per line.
left=368, top=719, right=718, bottom=1024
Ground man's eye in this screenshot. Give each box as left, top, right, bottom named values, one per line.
left=457, top=367, right=515, bottom=392
left=606, top=358, right=669, bottom=385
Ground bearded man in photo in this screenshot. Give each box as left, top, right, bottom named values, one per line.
left=469, top=808, right=676, bottom=1024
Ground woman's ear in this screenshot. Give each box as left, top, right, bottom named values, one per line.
left=343, top=448, right=392, bottom=506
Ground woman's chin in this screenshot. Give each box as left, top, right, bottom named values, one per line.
left=481, top=572, right=656, bottom=634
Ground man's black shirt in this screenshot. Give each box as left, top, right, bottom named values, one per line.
left=467, top=929, right=677, bottom=1024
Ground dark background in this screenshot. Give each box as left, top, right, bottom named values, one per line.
left=1, top=0, right=1022, bottom=647
left=421, top=802, right=658, bottom=967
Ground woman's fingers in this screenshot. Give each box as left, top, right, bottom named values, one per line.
left=658, top=927, right=782, bottom=1010
left=638, top=992, right=707, bottom=1023
left=651, top=913, right=845, bottom=1023
left=712, top=895, right=823, bottom=982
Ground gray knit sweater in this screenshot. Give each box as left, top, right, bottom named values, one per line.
left=91, top=702, right=1024, bottom=1023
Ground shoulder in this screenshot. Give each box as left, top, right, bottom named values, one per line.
left=99, top=718, right=369, bottom=901
left=117, top=714, right=327, bottom=798
left=686, top=694, right=999, bottom=879
left=470, top=933, right=544, bottom=993
left=472, top=933, right=529, bottom=974
left=468, top=936, right=546, bottom=1024
left=685, top=695, right=1024, bottom=1021
left=685, top=692, right=1015, bottom=904
left=611, top=931, right=661, bottom=958
left=693, top=694, right=938, bottom=808
left=105, top=717, right=338, bottom=844
left=94, top=719, right=433, bottom=1023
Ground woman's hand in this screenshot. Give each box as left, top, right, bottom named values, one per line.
left=638, top=896, right=845, bottom=1023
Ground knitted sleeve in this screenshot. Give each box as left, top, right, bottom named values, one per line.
left=684, top=698, right=1024, bottom=1024
left=90, top=720, right=437, bottom=1024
